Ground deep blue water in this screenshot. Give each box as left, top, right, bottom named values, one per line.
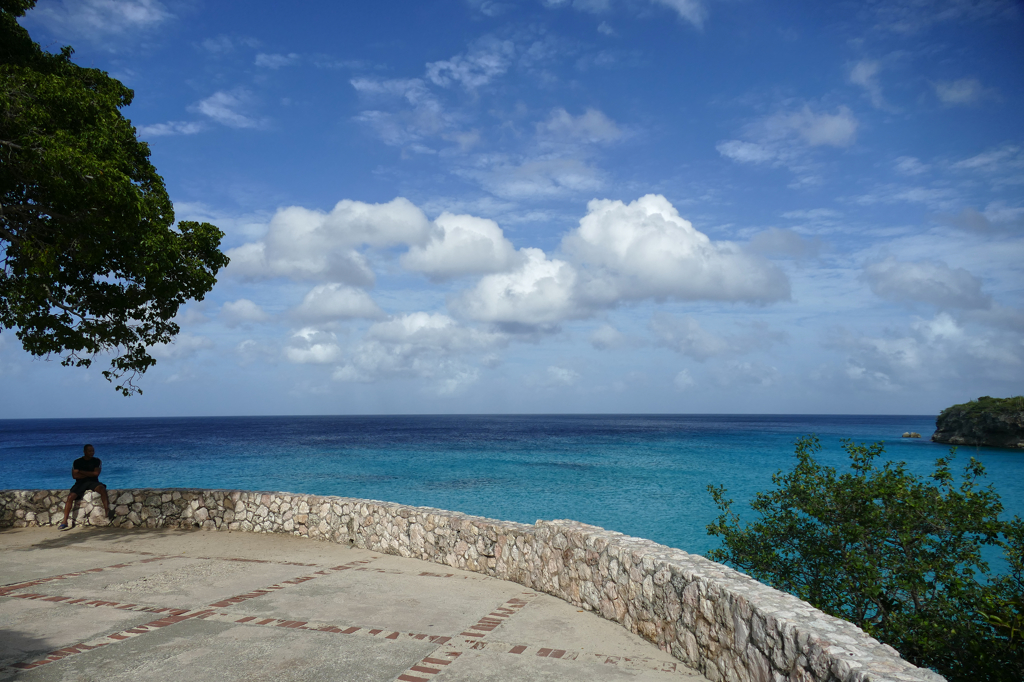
left=2, top=414, right=1021, bottom=558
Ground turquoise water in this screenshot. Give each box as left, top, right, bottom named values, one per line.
left=2, top=414, right=1021, bottom=557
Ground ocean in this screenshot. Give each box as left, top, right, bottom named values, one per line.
left=2, top=414, right=1021, bottom=558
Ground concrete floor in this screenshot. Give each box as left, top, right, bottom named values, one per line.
left=0, top=526, right=708, bottom=682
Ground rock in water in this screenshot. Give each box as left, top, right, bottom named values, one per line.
left=932, top=396, right=1024, bottom=449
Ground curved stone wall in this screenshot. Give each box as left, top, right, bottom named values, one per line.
left=0, top=488, right=943, bottom=682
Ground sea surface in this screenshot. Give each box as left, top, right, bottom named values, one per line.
left=2, top=414, right=1022, bottom=558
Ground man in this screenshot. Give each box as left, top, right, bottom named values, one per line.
left=57, top=444, right=113, bottom=530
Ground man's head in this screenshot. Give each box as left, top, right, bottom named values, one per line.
left=83, top=444, right=95, bottom=458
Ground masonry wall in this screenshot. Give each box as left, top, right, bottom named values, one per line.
left=0, top=488, right=943, bottom=682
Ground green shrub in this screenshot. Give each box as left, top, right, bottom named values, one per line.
left=707, top=436, right=1023, bottom=682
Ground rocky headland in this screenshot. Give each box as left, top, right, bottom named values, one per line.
left=932, top=395, right=1024, bottom=449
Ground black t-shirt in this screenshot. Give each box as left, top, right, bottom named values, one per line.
left=73, top=456, right=101, bottom=482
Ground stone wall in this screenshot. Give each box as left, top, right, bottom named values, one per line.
left=0, top=488, right=943, bottom=682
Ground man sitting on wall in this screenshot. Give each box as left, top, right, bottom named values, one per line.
left=57, top=444, right=113, bottom=530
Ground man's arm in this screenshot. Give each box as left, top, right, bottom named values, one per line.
left=71, top=462, right=101, bottom=479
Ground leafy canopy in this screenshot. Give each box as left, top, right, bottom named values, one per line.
left=0, top=0, right=228, bottom=394
left=707, top=435, right=1023, bottom=682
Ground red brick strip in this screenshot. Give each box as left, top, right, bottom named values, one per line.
left=458, top=594, right=534, bottom=638
left=0, top=559, right=173, bottom=597
left=396, top=651, right=462, bottom=681
left=1, top=607, right=218, bottom=674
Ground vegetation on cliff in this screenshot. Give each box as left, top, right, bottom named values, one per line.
left=707, top=436, right=1023, bottom=682
left=932, top=396, right=1024, bottom=449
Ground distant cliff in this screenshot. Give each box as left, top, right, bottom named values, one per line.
left=932, top=396, right=1024, bottom=449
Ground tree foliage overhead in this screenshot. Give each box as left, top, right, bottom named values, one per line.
left=707, top=436, right=1023, bottom=682
left=0, top=0, right=228, bottom=395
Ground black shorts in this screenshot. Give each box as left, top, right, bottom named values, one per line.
left=70, top=479, right=103, bottom=496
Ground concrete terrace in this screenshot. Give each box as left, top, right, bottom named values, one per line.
left=0, top=526, right=709, bottom=682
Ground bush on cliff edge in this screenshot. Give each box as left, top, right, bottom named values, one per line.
left=707, top=436, right=1023, bottom=682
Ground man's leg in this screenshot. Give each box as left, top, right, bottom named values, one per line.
left=96, top=483, right=112, bottom=516
left=60, top=492, right=78, bottom=527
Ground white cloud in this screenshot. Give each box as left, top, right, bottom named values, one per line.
left=27, top=0, right=170, bottom=40
left=863, top=258, right=991, bottom=310
left=564, top=195, right=791, bottom=305
left=714, top=361, right=780, bottom=388
left=472, top=158, right=605, bottom=199
left=351, top=77, right=451, bottom=147
left=716, top=140, right=775, bottom=164
left=220, top=299, right=270, bottom=327
left=933, top=78, right=987, bottom=105
left=333, top=313, right=506, bottom=393
left=779, top=106, right=858, bottom=148
left=537, top=108, right=623, bottom=144
left=650, top=0, right=707, bottom=28
left=894, top=156, right=929, bottom=175
left=849, top=59, right=887, bottom=109
left=951, top=144, right=1023, bottom=173
left=454, top=248, right=580, bottom=328
left=292, top=284, right=384, bottom=322
left=285, top=328, right=341, bottom=364
left=191, top=90, right=265, bottom=129
left=255, top=53, right=300, bottom=68
left=650, top=314, right=785, bottom=361
left=590, top=323, right=626, bottom=350
left=425, top=36, right=515, bottom=90
left=597, top=21, right=616, bottom=35
left=401, top=213, right=520, bottom=281
left=545, top=365, right=580, bottom=387
left=149, top=333, right=214, bottom=360
left=746, top=227, right=821, bottom=260
left=718, top=105, right=858, bottom=181
left=227, top=198, right=431, bottom=284
left=673, top=369, right=695, bottom=390
left=136, top=121, right=204, bottom=137
left=827, top=313, right=1024, bottom=390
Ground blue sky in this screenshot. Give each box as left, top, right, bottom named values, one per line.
left=3, top=0, right=1023, bottom=417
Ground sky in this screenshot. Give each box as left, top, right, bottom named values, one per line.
left=2, top=0, right=1023, bottom=418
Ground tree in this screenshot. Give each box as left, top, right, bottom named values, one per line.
left=707, top=436, right=1023, bottom=682
left=1, top=0, right=228, bottom=395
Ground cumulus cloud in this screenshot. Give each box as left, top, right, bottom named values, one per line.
left=425, top=36, right=515, bottom=90
left=227, top=198, right=431, bottom=284
left=564, top=195, right=790, bottom=306
left=401, top=213, right=519, bottom=281
left=454, top=248, right=580, bottom=328
left=26, top=0, right=170, bottom=41
left=650, top=314, right=785, bottom=361
left=190, top=90, right=265, bottom=129
left=285, top=328, right=341, bottom=364
left=650, top=0, right=707, bottom=28
left=333, top=313, right=506, bottom=393
left=863, top=258, right=991, bottom=310
left=220, top=299, right=270, bottom=327
left=827, top=313, right=1023, bottom=390
left=149, top=333, right=214, bottom=360
left=536, top=108, right=623, bottom=144
left=933, top=78, right=987, bottom=105
left=292, top=285, right=385, bottom=322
